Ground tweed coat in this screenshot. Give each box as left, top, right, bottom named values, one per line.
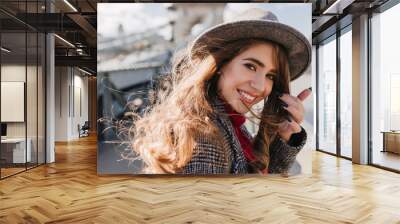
left=181, top=97, right=307, bottom=175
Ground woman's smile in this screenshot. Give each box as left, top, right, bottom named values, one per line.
left=237, top=89, right=258, bottom=105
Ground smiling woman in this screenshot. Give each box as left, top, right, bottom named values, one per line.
left=130, top=8, right=312, bottom=175
left=217, top=42, right=278, bottom=114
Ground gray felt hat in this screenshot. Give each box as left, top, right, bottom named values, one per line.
left=190, top=8, right=311, bottom=81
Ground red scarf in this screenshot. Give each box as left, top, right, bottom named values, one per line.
left=223, top=104, right=257, bottom=162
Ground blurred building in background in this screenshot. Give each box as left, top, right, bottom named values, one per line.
left=168, top=3, right=225, bottom=46
left=97, top=3, right=226, bottom=121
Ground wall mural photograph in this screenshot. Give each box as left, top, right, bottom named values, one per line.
left=97, top=3, right=314, bottom=175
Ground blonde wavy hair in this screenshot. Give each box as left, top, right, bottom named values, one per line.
left=131, top=38, right=291, bottom=174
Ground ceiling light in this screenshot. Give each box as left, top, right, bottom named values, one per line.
left=76, top=48, right=85, bottom=55
left=78, top=67, right=92, bottom=76
left=322, top=0, right=354, bottom=15
left=1, top=47, right=11, bottom=53
left=54, top=34, right=75, bottom=48
left=63, top=0, right=78, bottom=12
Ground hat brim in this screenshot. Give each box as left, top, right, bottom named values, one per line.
left=190, top=20, right=311, bottom=81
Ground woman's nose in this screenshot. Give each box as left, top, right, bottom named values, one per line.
left=250, top=74, right=266, bottom=93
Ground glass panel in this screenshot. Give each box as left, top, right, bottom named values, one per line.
left=0, top=1, right=46, bottom=178
left=38, top=32, right=45, bottom=165
left=27, top=31, right=38, bottom=169
left=371, top=4, right=400, bottom=171
left=340, top=28, right=352, bottom=158
left=318, top=36, right=337, bottom=154
left=1, top=30, right=27, bottom=177
left=26, top=0, right=39, bottom=169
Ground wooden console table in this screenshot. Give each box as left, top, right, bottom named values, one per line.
left=381, top=131, right=400, bottom=154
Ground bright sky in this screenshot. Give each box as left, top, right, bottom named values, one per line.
left=97, top=3, right=170, bottom=38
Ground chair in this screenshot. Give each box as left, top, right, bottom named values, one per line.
left=78, top=121, right=90, bottom=138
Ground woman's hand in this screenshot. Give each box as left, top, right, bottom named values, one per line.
left=277, top=88, right=312, bottom=143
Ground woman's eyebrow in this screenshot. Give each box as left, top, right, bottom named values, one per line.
left=243, top=57, right=265, bottom=67
left=243, top=57, right=277, bottom=73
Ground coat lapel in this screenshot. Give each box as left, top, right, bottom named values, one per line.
left=209, top=97, right=248, bottom=174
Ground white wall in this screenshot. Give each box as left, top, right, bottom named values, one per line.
left=1, top=65, right=26, bottom=139
left=71, top=72, right=89, bottom=138
left=1, top=65, right=39, bottom=138
left=54, top=67, right=89, bottom=141
left=55, top=66, right=68, bottom=141
left=1, top=65, right=26, bottom=132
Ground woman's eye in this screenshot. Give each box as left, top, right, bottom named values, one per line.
left=244, top=63, right=256, bottom=72
left=265, top=74, right=276, bottom=81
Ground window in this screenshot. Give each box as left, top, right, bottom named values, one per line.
left=339, top=27, right=352, bottom=158
left=317, top=35, right=337, bottom=154
left=370, top=3, right=400, bottom=171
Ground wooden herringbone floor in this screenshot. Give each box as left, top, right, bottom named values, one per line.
left=1, top=135, right=400, bottom=224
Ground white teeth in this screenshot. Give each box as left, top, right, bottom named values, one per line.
left=238, top=90, right=255, bottom=102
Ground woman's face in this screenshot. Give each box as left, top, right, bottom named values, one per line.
left=218, top=42, right=277, bottom=114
